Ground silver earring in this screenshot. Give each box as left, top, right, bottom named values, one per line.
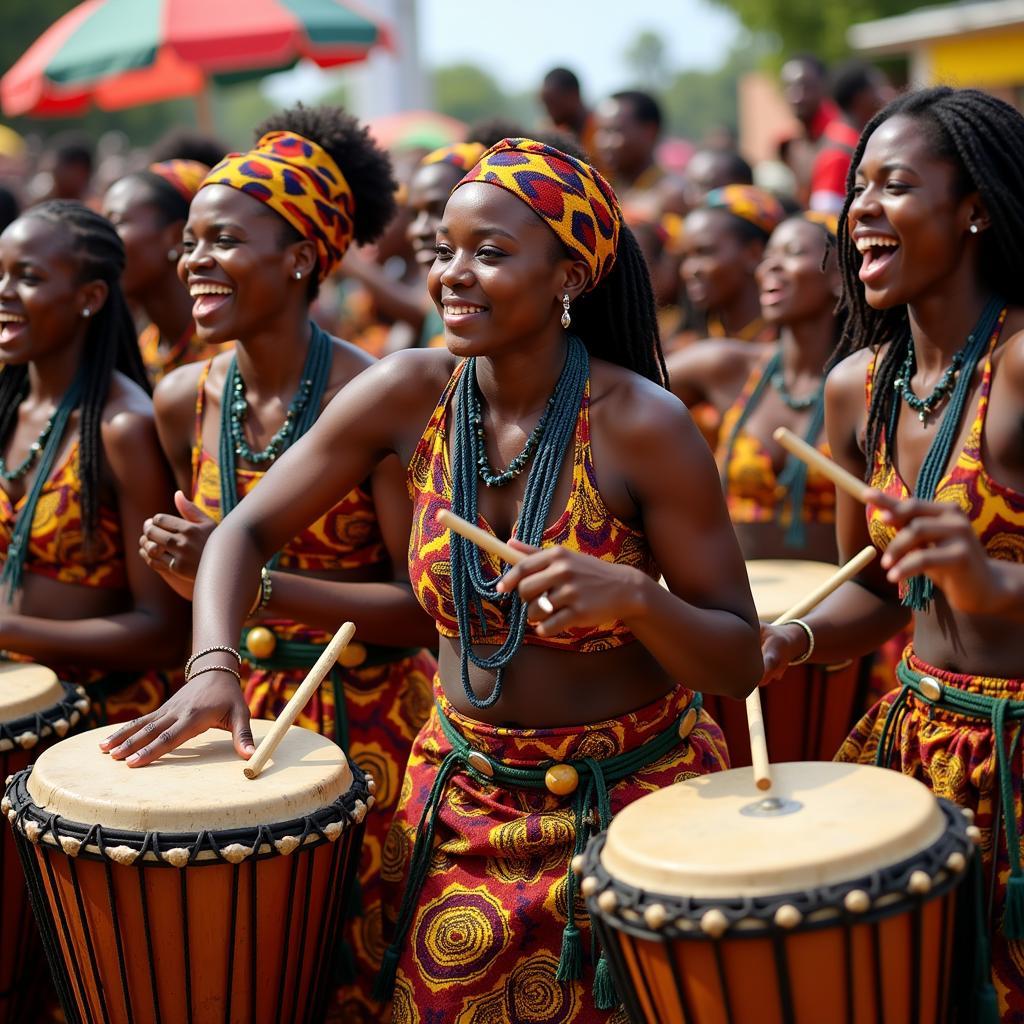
left=81, top=309, right=91, bottom=318
left=294, top=271, right=303, bottom=280
left=561, top=293, right=571, bottom=329
left=969, top=224, right=979, bottom=235
left=167, top=248, right=179, bottom=261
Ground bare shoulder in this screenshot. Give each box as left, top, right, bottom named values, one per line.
left=101, top=373, right=162, bottom=456
left=152, top=357, right=208, bottom=422
left=994, top=307, right=1024, bottom=390
left=825, top=345, right=875, bottom=408
left=667, top=338, right=761, bottom=384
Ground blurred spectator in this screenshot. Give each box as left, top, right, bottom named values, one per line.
left=539, top=67, right=596, bottom=155
left=595, top=90, right=686, bottom=219
left=466, top=117, right=526, bottom=146
left=149, top=128, right=228, bottom=168
left=29, top=132, right=93, bottom=204
left=0, top=186, right=19, bottom=232
left=685, top=147, right=753, bottom=206
left=809, top=61, right=893, bottom=214
left=779, top=54, right=840, bottom=205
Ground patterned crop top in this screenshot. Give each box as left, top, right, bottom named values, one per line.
left=865, top=314, right=1024, bottom=596
left=718, top=354, right=836, bottom=526
left=0, top=443, right=127, bottom=589
left=190, top=362, right=386, bottom=571
left=407, top=362, right=660, bottom=652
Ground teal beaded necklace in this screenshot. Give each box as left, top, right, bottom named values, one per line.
left=0, top=405, right=60, bottom=482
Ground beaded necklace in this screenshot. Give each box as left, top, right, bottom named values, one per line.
left=449, top=334, right=589, bottom=708
left=2, top=374, right=84, bottom=600
left=0, top=405, right=59, bottom=482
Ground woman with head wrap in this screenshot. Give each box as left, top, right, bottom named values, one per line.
left=133, top=105, right=439, bottom=1018
left=109, top=137, right=762, bottom=1019
left=103, top=160, right=220, bottom=383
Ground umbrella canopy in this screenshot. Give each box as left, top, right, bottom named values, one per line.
left=2, top=0, right=392, bottom=118
left=368, top=110, right=467, bottom=153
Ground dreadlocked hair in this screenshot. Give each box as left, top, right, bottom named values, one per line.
left=0, top=201, right=149, bottom=555
left=828, top=87, right=1024, bottom=479
left=569, top=223, right=668, bottom=388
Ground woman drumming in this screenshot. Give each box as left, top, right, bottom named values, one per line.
left=757, top=88, right=1024, bottom=1018
left=102, top=160, right=217, bottom=383
left=0, top=201, right=185, bottom=722
left=134, top=105, right=438, bottom=1016
left=107, top=138, right=762, bottom=1021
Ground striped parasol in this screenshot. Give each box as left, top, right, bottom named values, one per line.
left=1, top=0, right=392, bottom=118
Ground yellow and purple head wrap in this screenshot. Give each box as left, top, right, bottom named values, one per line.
left=704, top=184, right=785, bottom=240
left=421, top=142, right=486, bottom=173
left=147, top=159, right=210, bottom=202
left=202, top=130, right=355, bottom=281
left=454, top=137, right=621, bottom=291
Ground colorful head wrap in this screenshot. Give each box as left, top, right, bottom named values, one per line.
left=800, top=209, right=840, bottom=238
left=147, top=159, right=210, bottom=202
left=454, top=138, right=621, bottom=290
left=704, top=184, right=785, bottom=240
left=421, top=142, right=486, bottom=173
left=203, top=130, right=355, bottom=281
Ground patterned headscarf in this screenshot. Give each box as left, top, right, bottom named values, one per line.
left=800, top=209, right=840, bottom=238
left=148, top=159, right=209, bottom=202
left=202, top=131, right=355, bottom=281
left=421, top=142, right=486, bottom=173
left=454, top=138, right=621, bottom=290
left=704, top=184, right=785, bottom=240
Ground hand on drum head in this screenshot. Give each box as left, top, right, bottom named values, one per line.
left=759, top=623, right=810, bottom=685
left=99, top=672, right=255, bottom=767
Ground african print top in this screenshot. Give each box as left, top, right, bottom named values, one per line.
left=0, top=443, right=127, bottom=589
left=190, top=361, right=386, bottom=571
left=865, top=312, right=1024, bottom=581
left=718, top=355, right=835, bottom=526
left=407, top=362, right=659, bottom=652
left=138, top=322, right=220, bottom=385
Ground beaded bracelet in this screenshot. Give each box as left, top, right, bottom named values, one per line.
left=185, top=645, right=241, bottom=678
left=185, top=663, right=242, bottom=684
left=247, top=566, right=273, bottom=617
left=783, top=619, right=815, bottom=666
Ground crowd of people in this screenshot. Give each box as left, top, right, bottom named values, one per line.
left=2, top=49, right=1024, bottom=1024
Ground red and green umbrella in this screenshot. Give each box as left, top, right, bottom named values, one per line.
left=2, top=0, right=392, bottom=118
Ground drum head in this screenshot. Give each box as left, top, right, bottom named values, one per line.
left=601, top=762, right=946, bottom=898
left=746, top=560, right=838, bottom=622
left=0, top=663, right=64, bottom=723
left=26, top=722, right=353, bottom=832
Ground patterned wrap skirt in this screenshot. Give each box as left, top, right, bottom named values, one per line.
left=380, top=681, right=730, bottom=1023
left=240, top=619, right=436, bottom=1020
left=837, top=647, right=1024, bottom=1021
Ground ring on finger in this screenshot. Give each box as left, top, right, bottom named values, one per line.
left=168, top=555, right=176, bottom=571
left=537, top=593, right=555, bottom=615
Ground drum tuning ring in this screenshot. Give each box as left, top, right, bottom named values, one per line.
left=741, top=795, right=803, bottom=818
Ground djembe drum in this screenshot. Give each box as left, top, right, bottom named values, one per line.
left=4, top=720, right=370, bottom=1024
left=0, top=663, right=88, bottom=1024
left=581, top=762, right=979, bottom=1024
left=702, top=560, right=869, bottom=766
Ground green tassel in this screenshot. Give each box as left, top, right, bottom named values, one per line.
left=1003, top=874, right=1024, bottom=939
left=592, top=952, right=618, bottom=1010
left=554, top=923, right=584, bottom=982
left=372, top=945, right=401, bottom=1003
left=975, top=980, right=1000, bottom=1024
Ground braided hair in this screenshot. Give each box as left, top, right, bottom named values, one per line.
left=254, top=104, right=397, bottom=300
left=828, top=87, right=1024, bottom=476
left=0, top=201, right=150, bottom=552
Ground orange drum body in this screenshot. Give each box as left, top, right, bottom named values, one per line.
left=582, top=763, right=979, bottom=1024
left=5, top=722, right=368, bottom=1024
left=702, top=561, right=869, bottom=765
left=0, top=664, right=88, bottom=1024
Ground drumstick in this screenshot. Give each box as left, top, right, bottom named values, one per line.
left=243, top=621, right=357, bottom=780
left=746, top=545, right=877, bottom=791
left=773, top=427, right=873, bottom=504
left=436, top=509, right=525, bottom=565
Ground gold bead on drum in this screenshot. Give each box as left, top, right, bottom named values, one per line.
left=844, top=890, right=871, bottom=914
left=53, top=718, right=70, bottom=738
left=545, top=764, right=579, bottom=796
left=245, top=626, right=277, bottom=660
left=774, top=904, right=803, bottom=929
left=678, top=707, right=698, bottom=741
left=946, top=851, right=967, bottom=874
left=597, top=889, right=619, bottom=914
left=16, top=732, right=37, bottom=750
left=907, top=870, right=932, bottom=895
left=338, top=641, right=368, bottom=668
left=918, top=675, right=942, bottom=702
left=571, top=854, right=585, bottom=876
left=164, top=848, right=190, bottom=868
left=467, top=751, right=495, bottom=777
left=700, top=908, right=729, bottom=938
left=644, top=903, right=668, bottom=930
left=966, top=825, right=982, bottom=846
left=581, top=875, right=599, bottom=898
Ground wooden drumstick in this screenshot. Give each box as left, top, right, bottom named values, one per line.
left=436, top=509, right=525, bottom=565
left=773, top=427, right=873, bottom=504
left=747, top=545, right=877, bottom=791
left=244, top=621, right=357, bottom=780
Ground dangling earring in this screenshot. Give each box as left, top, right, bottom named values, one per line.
left=561, top=293, right=571, bottom=329
left=969, top=224, right=979, bottom=235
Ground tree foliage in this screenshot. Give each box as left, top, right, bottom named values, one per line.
left=432, top=63, right=508, bottom=126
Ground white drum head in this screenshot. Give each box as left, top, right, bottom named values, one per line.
left=746, top=560, right=838, bottom=622
left=0, top=662, right=64, bottom=723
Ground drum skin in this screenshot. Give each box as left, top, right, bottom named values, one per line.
left=6, top=722, right=368, bottom=1024
left=0, top=665, right=86, bottom=1024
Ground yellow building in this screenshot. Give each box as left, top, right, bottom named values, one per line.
left=849, top=0, right=1024, bottom=105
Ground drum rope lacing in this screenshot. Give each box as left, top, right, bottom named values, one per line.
left=882, top=657, right=1024, bottom=940
left=373, top=692, right=703, bottom=1006
left=0, top=680, right=87, bottom=752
